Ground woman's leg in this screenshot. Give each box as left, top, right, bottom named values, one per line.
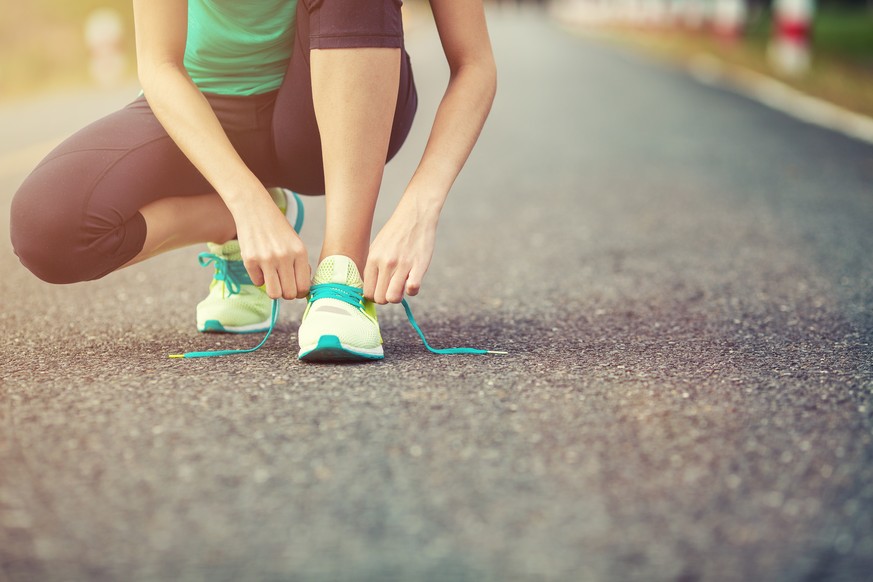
left=312, top=48, right=400, bottom=271
left=10, top=94, right=274, bottom=283
left=121, top=193, right=235, bottom=268
left=272, top=0, right=417, bottom=273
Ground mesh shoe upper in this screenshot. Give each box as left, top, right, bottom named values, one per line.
left=297, top=256, right=382, bottom=351
left=195, top=189, right=303, bottom=333
left=196, top=240, right=273, bottom=332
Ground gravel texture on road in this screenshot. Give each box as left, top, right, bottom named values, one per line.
left=1, top=7, right=872, bottom=582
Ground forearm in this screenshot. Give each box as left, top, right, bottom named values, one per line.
left=138, top=63, right=266, bottom=214
left=401, top=59, right=497, bottom=220
left=362, top=0, right=495, bottom=302
left=131, top=0, right=307, bottom=301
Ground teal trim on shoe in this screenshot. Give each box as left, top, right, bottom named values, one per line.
left=298, top=335, right=385, bottom=362
left=201, top=320, right=227, bottom=333
left=290, top=191, right=305, bottom=234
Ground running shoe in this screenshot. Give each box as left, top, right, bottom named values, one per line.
left=174, top=251, right=504, bottom=360
left=297, top=255, right=384, bottom=361
left=195, top=188, right=303, bottom=333
left=273, top=187, right=305, bottom=234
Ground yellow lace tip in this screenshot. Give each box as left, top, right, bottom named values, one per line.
left=487, top=350, right=509, bottom=355
left=168, top=353, right=185, bottom=359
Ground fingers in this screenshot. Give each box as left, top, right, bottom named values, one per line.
left=363, top=260, right=378, bottom=302
left=262, top=267, right=283, bottom=300
left=372, top=260, right=393, bottom=305
left=405, top=267, right=423, bottom=297
left=246, top=261, right=266, bottom=287
left=385, top=269, right=407, bottom=304
left=249, top=260, right=311, bottom=300
left=365, top=258, right=415, bottom=304
left=242, top=240, right=310, bottom=300
left=294, top=258, right=311, bottom=299
left=277, top=258, right=298, bottom=300
left=245, top=256, right=294, bottom=300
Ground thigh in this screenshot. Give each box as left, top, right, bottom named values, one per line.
left=16, top=97, right=212, bottom=238
left=271, top=0, right=418, bottom=195
left=11, top=98, right=210, bottom=281
left=11, top=94, right=275, bottom=281
left=16, top=92, right=279, bottom=237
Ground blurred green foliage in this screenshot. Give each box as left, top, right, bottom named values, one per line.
left=746, top=6, right=873, bottom=63
left=0, top=1, right=135, bottom=100
left=813, top=8, right=873, bottom=59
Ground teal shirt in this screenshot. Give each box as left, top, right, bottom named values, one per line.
left=184, top=0, right=297, bottom=96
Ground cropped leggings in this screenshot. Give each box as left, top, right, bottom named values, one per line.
left=10, top=0, right=417, bottom=284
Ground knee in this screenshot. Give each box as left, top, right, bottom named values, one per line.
left=12, top=179, right=145, bottom=285
left=12, top=184, right=80, bottom=284
left=10, top=175, right=113, bottom=284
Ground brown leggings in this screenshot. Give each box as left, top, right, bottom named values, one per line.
left=10, top=0, right=417, bottom=284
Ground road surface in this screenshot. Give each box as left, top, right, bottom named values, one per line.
left=1, top=7, right=872, bottom=582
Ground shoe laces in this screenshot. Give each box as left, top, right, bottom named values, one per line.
left=170, top=282, right=506, bottom=359
left=168, top=254, right=276, bottom=359
left=308, top=282, right=365, bottom=308
left=198, top=251, right=252, bottom=297
left=308, top=283, right=505, bottom=354
left=170, top=299, right=279, bottom=359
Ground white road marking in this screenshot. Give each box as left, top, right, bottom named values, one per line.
left=688, top=54, right=873, bottom=145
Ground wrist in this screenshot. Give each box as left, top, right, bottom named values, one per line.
left=398, top=187, right=444, bottom=226
left=221, top=178, right=270, bottom=216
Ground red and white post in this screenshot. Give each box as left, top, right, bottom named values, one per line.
left=768, top=0, right=815, bottom=76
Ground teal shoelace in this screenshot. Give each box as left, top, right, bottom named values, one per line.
left=170, top=281, right=506, bottom=359
left=307, top=282, right=365, bottom=308
left=197, top=251, right=253, bottom=295
left=170, top=252, right=276, bottom=359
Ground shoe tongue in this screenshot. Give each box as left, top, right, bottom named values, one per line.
left=208, top=240, right=242, bottom=260
left=313, top=255, right=362, bottom=288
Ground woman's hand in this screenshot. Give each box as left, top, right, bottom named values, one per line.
left=231, top=192, right=310, bottom=301
left=363, top=199, right=438, bottom=304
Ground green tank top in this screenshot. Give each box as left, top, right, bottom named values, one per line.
left=184, top=0, right=297, bottom=96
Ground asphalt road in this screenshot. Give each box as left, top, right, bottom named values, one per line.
left=2, top=7, right=873, bottom=582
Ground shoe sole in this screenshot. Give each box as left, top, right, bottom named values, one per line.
left=298, top=335, right=384, bottom=362
left=198, top=319, right=272, bottom=334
